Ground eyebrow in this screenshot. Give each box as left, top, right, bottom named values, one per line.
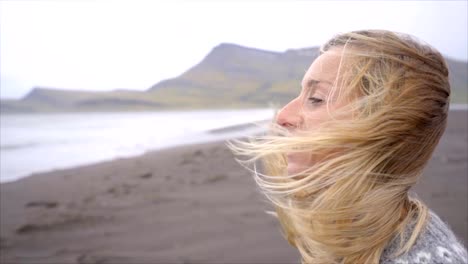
left=304, top=78, right=333, bottom=89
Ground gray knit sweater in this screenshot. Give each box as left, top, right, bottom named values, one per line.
left=380, top=210, right=467, bottom=264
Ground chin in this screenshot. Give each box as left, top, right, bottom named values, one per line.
left=286, top=154, right=314, bottom=176
left=287, top=163, right=308, bottom=176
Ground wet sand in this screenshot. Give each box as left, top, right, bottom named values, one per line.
left=1, top=110, right=466, bottom=264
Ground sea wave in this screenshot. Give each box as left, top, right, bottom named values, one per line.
left=1, top=142, right=40, bottom=151
left=450, top=104, right=468, bottom=111
left=0, top=109, right=275, bottom=183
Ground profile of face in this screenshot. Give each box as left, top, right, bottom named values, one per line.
left=276, top=47, right=349, bottom=175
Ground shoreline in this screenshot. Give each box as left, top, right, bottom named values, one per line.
left=0, top=140, right=299, bottom=263
left=0, top=134, right=267, bottom=185
left=0, top=111, right=466, bottom=263
left=2, top=108, right=466, bottom=184
left=0, top=104, right=467, bottom=115
left=0, top=110, right=274, bottom=184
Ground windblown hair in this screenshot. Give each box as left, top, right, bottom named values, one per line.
left=229, top=30, right=450, bottom=264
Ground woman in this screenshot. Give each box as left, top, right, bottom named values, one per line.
left=230, top=30, right=467, bottom=264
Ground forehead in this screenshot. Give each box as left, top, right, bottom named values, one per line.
left=301, top=48, right=343, bottom=90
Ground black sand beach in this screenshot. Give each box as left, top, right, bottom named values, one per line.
left=0, top=110, right=466, bottom=264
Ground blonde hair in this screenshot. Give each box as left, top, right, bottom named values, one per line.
left=229, top=30, right=450, bottom=264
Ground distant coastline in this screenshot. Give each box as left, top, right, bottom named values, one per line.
left=1, top=43, right=467, bottom=114
left=1, top=104, right=466, bottom=115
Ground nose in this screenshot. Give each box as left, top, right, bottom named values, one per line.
left=276, top=97, right=303, bottom=130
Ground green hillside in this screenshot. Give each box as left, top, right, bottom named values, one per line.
left=147, top=44, right=319, bottom=109
left=1, top=43, right=466, bottom=113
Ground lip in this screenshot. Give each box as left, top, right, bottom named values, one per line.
left=286, top=153, right=301, bottom=161
left=286, top=151, right=315, bottom=165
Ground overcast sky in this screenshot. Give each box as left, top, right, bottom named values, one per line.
left=1, top=0, right=467, bottom=99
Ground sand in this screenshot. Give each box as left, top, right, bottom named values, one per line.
left=1, top=110, right=466, bottom=264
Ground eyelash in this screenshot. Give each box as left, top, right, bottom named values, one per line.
left=308, top=97, right=324, bottom=104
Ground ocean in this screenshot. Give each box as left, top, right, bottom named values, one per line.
left=0, top=109, right=275, bottom=183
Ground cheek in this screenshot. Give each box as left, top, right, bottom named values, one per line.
left=302, top=111, right=329, bottom=130
left=286, top=112, right=332, bottom=175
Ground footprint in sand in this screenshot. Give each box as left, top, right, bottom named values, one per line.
left=203, top=174, right=228, bottom=184
left=106, top=183, right=136, bottom=197
left=25, top=201, right=59, bottom=209
left=77, top=253, right=132, bottom=264
left=16, top=215, right=111, bottom=235
left=180, top=150, right=207, bottom=166
left=138, top=172, right=153, bottom=179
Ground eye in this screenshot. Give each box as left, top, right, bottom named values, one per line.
left=308, top=97, right=324, bottom=104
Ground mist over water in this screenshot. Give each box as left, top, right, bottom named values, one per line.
left=0, top=109, right=274, bottom=183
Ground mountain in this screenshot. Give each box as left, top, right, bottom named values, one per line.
left=1, top=43, right=466, bottom=113
left=3, top=88, right=164, bottom=112
left=147, top=43, right=319, bottom=108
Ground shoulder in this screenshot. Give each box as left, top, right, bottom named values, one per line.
left=381, top=210, right=468, bottom=264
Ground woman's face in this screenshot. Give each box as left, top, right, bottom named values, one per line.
left=276, top=47, right=348, bottom=175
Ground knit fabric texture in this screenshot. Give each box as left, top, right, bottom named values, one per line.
left=380, top=210, right=467, bottom=264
